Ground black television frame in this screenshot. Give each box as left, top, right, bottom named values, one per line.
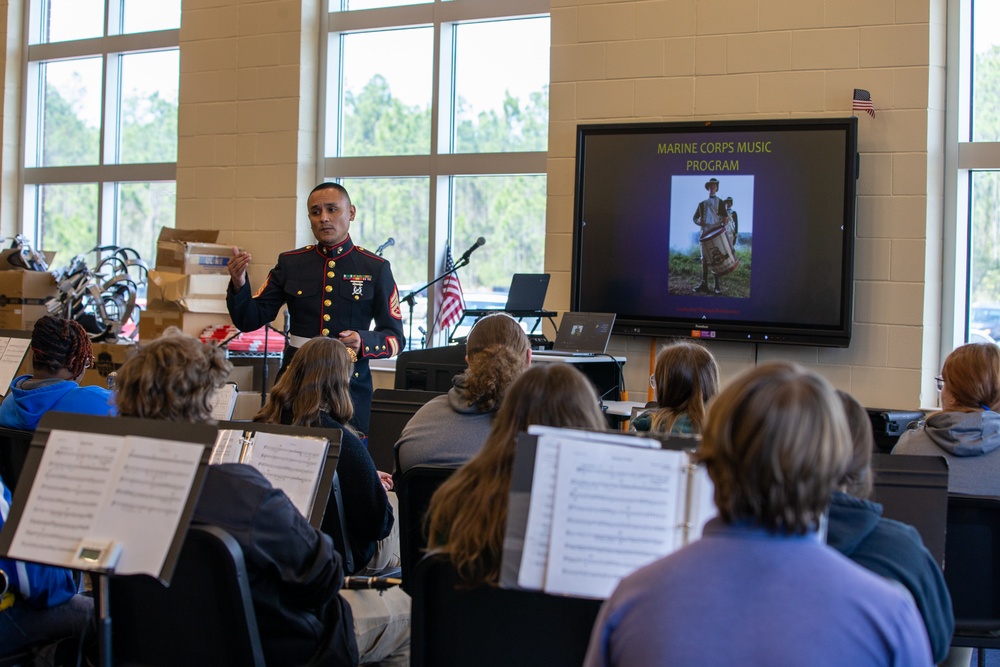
left=571, top=117, right=859, bottom=348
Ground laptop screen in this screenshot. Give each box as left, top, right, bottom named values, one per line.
left=552, top=312, right=616, bottom=354
left=505, top=274, right=550, bottom=312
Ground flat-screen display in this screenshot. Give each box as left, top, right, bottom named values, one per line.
left=572, top=118, right=858, bottom=347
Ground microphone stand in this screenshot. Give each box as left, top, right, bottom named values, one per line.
left=399, top=255, right=471, bottom=350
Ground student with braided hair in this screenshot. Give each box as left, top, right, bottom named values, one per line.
left=0, top=315, right=114, bottom=430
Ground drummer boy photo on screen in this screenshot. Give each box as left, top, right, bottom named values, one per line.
left=665, top=174, right=752, bottom=299
left=692, top=177, right=728, bottom=294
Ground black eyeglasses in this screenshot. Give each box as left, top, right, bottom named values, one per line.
left=935, top=376, right=944, bottom=391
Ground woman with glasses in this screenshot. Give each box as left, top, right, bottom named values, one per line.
left=630, top=341, right=718, bottom=436
left=0, top=315, right=114, bottom=430
left=892, top=342, right=1000, bottom=495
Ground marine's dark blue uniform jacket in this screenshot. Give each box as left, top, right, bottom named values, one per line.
left=227, top=235, right=404, bottom=434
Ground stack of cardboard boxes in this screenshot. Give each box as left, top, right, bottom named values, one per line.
left=139, top=229, right=234, bottom=341
left=0, top=252, right=58, bottom=332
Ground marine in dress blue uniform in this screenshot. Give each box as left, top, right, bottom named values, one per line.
left=226, top=184, right=404, bottom=435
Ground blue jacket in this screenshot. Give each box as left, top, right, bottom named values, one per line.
left=0, top=476, right=79, bottom=607
left=0, top=376, right=115, bottom=431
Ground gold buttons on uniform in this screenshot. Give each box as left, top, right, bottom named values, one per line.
left=354, top=372, right=359, bottom=378
left=327, top=271, right=334, bottom=278
left=324, top=300, right=332, bottom=306
left=322, top=328, right=330, bottom=336
left=323, top=314, right=330, bottom=321
left=296, top=290, right=302, bottom=296
left=365, top=346, right=370, bottom=352
left=328, top=261, right=335, bottom=268
left=354, top=295, right=359, bottom=300
left=325, top=285, right=333, bottom=293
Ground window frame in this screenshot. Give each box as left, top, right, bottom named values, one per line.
left=18, top=2, right=178, bottom=253
left=320, top=0, right=549, bottom=346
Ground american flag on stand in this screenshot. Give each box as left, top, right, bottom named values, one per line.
left=852, top=89, right=876, bottom=118
left=432, top=245, right=466, bottom=335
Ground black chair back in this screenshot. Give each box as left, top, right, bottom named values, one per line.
left=396, top=464, right=455, bottom=592
left=109, top=525, right=265, bottom=667
left=411, top=553, right=603, bottom=667
left=0, top=426, right=34, bottom=493
left=945, top=494, right=1000, bottom=639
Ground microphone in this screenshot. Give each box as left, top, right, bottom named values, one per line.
left=458, top=237, right=486, bottom=263
left=376, top=237, right=395, bottom=256
left=343, top=576, right=402, bottom=590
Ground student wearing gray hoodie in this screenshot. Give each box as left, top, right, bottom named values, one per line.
left=893, top=342, right=1000, bottom=496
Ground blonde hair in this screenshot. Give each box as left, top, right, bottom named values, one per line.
left=941, top=342, right=1000, bottom=412
left=700, top=361, right=851, bottom=534
left=253, top=337, right=355, bottom=429
left=649, top=341, right=719, bottom=434
left=459, top=313, right=531, bottom=413
left=426, top=364, right=607, bottom=586
left=115, top=328, right=231, bottom=422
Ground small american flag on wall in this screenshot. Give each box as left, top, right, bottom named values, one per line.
left=852, top=89, right=876, bottom=118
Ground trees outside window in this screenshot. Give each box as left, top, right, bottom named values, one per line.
left=21, top=1, right=180, bottom=270
left=325, top=4, right=549, bottom=347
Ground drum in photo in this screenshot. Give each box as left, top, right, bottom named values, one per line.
left=700, top=225, right=740, bottom=276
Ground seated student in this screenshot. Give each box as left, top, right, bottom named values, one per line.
left=827, top=390, right=953, bottom=664
left=426, top=363, right=607, bottom=587
left=585, top=362, right=932, bottom=667
left=114, top=330, right=405, bottom=666
left=395, top=312, right=531, bottom=472
left=253, top=336, right=397, bottom=577
left=253, top=337, right=409, bottom=666
left=0, top=475, right=94, bottom=656
left=0, top=315, right=114, bottom=430
left=630, top=340, right=718, bottom=435
left=892, top=342, right=1000, bottom=494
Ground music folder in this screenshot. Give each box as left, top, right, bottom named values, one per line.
left=0, top=330, right=32, bottom=398
left=500, top=426, right=714, bottom=600
left=0, top=413, right=217, bottom=584
left=213, top=421, right=341, bottom=529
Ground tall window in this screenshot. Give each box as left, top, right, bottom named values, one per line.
left=324, top=1, right=550, bottom=348
left=21, top=0, right=180, bottom=270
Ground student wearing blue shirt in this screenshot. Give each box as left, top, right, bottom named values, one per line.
left=586, top=362, right=933, bottom=667
left=0, top=475, right=93, bottom=654
left=0, top=316, right=114, bottom=431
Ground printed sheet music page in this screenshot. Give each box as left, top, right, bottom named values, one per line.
left=543, top=439, right=687, bottom=599
left=7, top=430, right=203, bottom=576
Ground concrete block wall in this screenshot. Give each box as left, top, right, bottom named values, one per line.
left=546, top=0, right=946, bottom=409
left=177, top=0, right=320, bottom=290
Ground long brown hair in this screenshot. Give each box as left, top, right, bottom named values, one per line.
left=458, top=313, right=530, bottom=413
left=941, top=342, right=1000, bottom=412
left=649, top=341, right=719, bottom=434
left=700, top=361, right=851, bottom=535
left=253, top=337, right=354, bottom=428
left=115, top=328, right=231, bottom=422
left=426, top=363, right=607, bottom=586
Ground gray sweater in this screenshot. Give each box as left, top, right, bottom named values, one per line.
left=892, top=409, right=1000, bottom=495
left=394, top=387, right=494, bottom=473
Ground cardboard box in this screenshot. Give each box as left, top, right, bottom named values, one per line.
left=155, top=228, right=234, bottom=275
left=0, top=269, right=59, bottom=331
left=146, top=271, right=230, bottom=314
left=139, top=305, right=233, bottom=341
left=80, top=342, right=134, bottom=388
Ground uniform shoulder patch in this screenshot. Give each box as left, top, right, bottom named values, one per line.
left=390, top=286, right=402, bottom=320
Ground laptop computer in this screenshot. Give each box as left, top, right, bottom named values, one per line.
left=534, top=312, right=616, bottom=357
left=504, top=274, right=550, bottom=312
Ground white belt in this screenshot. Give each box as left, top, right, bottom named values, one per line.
left=288, top=334, right=313, bottom=349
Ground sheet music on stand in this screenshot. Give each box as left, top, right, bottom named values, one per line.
left=500, top=426, right=715, bottom=600
left=208, top=382, right=239, bottom=421
left=0, top=330, right=32, bottom=398
left=213, top=421, right=341, bottom=528
left=0, top=413, right=216, bottom=582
